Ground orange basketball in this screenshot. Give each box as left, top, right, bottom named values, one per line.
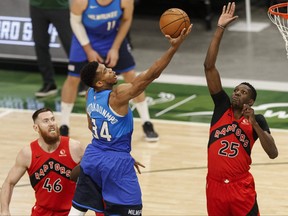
left=159, top=8, right=190, bottom=38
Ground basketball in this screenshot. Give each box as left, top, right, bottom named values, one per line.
left=159, top=8, right=191, bottom=38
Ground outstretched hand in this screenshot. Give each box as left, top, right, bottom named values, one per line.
left=165, top=24, right=193, bottom=48
left=218, top=2, right=238, bottom=28
left=134, top=160, right=145, bottom=174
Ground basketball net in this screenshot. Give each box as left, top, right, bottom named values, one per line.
left=268, top=2, right=288, bottom=59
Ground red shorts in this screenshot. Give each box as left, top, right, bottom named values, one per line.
left=31, top=204, right=104, bottom=216
left=206, top=172, right=260, bottom=216
left=31, top=205, right=69, bottom=216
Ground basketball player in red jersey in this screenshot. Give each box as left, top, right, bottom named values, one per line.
left=0, top=108, right=85, bottom=216
left=203, top=2, right=278, bottom=216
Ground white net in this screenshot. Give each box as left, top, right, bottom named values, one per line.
left=268, top=3, right=288, bottom=59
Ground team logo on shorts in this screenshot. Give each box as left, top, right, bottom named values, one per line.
left=128, top=209, right=142, bottom=215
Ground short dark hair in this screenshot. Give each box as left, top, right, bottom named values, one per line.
left=32, top=107, right=53, bottom=122
left=241, top=82, right=257, bottom=101
left=80, top=61, right=99, bottom=87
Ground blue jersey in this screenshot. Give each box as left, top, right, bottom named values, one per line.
left=78, top=87, right=141, bottom=207
left=82, top=0, right=122, bottom=38
left=85, top=88, right=133, bottom=152
left=70, top=0, right=123, bottom=61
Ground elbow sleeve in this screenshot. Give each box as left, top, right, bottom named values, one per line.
left=70, top=12, right=90, bottom=46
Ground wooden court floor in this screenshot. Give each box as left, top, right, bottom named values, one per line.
left=0, top=108, right=288, bottom=215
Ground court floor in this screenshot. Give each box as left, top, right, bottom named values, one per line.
left=0, top=108, right=288, bottom=215
left=1, top=1, right=288, bottom=215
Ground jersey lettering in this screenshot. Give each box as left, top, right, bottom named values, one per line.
left=30, top=158, right=72, bottom=188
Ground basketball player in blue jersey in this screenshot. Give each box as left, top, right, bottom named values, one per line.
left=60, top=0, right=158, bottom=142
left=68, top=24, right=192, bottom=216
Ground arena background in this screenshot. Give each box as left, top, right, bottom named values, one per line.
left=0, top=0, right=288, bottom=128
left=1, top=1, right=288, bottom=215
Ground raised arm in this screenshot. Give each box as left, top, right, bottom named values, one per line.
left=204, top=2, right=238, bottom=95
left=111, top=24, right=193, bottom=111
left=0, top=147, right=31, bottom=216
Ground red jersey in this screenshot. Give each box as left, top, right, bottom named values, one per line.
left=208, top=90, right=270, bottom=180
left=27, top=136, right=77, bottom=212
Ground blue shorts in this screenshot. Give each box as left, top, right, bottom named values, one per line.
left=72, top=167, right=104, bottom=213
left=72, top=144, right=142, bottom=215
left=68, top=38, right=135, bottom=77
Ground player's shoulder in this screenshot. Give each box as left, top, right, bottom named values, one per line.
left=68, top=138, right=84, bottom=153
left=121, top=0, right=134, bottom=8
left=20, top=145, right=32, bottom=156
left=16, top=145, right=32, bottom=166
left=255, top=113, right=267, bottom=123
left=68, top=138, right=81, bottom=147
left=255, top=113, right=265, bottom=119
left=71, top=0, right=88, bottom=10
left=68, top=138, right=85, bottom=163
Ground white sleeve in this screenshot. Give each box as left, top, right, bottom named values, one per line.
left=70, top=12, right=90, bottom=46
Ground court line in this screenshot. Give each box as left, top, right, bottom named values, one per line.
left=6, top=161, right=288, bottom=190
left=0, top=109, right=13, bottom=118
left=1, top=108, right=287, bottom=132
left=131, top=74, right=288, bottom=92
left=155, top=94, right=197, bottom=117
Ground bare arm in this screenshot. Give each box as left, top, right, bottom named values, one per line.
left=69, top=138, right=86, bottom=182
left=85, top=90, right=93, bottom=132
left=204, top=2, right=238, bottom=95
left=255, top=126, right=278, bottom=159
left=69, top=138, right=85, bottom=164
left=242, top=104, right=278, bottom=159
left=110, top=25, right=193, bottom=113
left=70, top=0, right=104, bottom=62
left=0, top=147, right=30, bottom=216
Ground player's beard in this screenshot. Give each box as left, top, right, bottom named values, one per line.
left=39, top=126, right=60, bottom=145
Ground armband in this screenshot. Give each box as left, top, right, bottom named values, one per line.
left=70, top=12, right=90, bottom=46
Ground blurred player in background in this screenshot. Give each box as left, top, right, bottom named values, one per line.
left=59, top=0, right=159, bottom=142
left=203, top=2, right=278, bottom=215
left=31, top=0, right=72, bottom=98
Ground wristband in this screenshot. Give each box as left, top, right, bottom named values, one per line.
left=217, top=24, right=225, bottom=30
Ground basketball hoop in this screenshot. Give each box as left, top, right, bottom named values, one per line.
left=268, top=2, right=288, bottom=59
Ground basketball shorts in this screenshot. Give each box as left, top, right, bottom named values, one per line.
left=72, top=166, right=105, bottom=213
left=73, top=145, right=142, bottom=215
left=81, top=145, right=142, bottom=205
left=31, top=205, right=69, bottom=216
left=206, top=172, right=259, bottom=216
left=68, top=38, right=135, bottom=77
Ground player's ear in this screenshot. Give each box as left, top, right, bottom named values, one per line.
left=248, top=99, right=254, bottom=106
left=33, top=124, right=39, bottom=132
left=96, top=81, right=103, bottom=87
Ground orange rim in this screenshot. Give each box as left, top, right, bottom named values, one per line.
left=268, top=2, right=288, bottom=19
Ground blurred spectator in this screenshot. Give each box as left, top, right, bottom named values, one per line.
left=31, top=0, right=72, bottom=98
left=59, top=0, right=159, bottom=142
